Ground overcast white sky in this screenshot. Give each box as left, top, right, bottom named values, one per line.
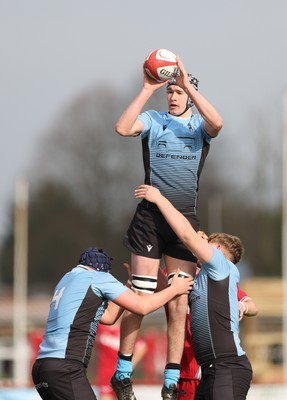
left=1, top=0, right=287, bottom=239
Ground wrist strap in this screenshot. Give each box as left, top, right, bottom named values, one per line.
left=240, top=300, right=249, bottom=314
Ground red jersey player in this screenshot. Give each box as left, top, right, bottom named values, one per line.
left=95, top=321, right=147, bottom=400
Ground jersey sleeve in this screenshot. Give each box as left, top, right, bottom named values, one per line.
left=203, top=247, right=235, bottom=281
left=237, top=285, right=250, bottom=302
left=138, top=110, right=168, bottom=139
left=191, top=114, right=212, bottom=143
left=91, top=272, right=129, bottom=301
left=138, top=111, right=152, bottom=137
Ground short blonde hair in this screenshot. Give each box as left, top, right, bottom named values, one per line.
left=208, top=233, right=244, bottom=264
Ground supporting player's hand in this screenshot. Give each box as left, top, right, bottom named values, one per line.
left=135, top=184, right=162, bottom=204
left=123, top=262, right=132, bottom=283
left=123, top=262, right=132, bottom=288
left=170, top=268, right=194, bottom=295
left=238, top=301, right=247, bottom=321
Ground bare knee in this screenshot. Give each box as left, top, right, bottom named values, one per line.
left=168, top=295, right=188, bottom=322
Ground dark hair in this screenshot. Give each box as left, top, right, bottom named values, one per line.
left=208, top=233, right=244, bottom=264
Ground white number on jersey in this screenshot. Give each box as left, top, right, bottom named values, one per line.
left=52, top=286, right=65, bottom=310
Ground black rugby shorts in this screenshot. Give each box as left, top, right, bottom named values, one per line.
left=32, top=358, right=96, bottom=400
left=195, top=355, right=253, bottom=400
left=124, top=202, right=199, bottom=261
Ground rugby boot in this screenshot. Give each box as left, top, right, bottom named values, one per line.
left=161, top=383, right=178, bottom=400
left=110, top=374, right=136, bottom=400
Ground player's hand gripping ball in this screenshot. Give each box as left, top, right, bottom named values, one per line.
left=144, top=49, right=178, bottom=82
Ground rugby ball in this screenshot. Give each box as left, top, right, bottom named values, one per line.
left=144, top=49, right=177, bottom=82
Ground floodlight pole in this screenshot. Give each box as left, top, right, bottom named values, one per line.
left=282, top=90, right=287, bottom=383
left=13, top=177, right=29, bottom=386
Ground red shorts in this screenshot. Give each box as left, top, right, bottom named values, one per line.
left=177, top=378, right=200, bottom=399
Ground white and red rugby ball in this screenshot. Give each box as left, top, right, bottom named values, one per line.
left=144, top=48, right=177, bottom=82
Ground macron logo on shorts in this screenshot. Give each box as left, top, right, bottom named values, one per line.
left=146, top=244, right=153, bottom=252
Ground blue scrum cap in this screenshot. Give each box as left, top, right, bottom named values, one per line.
left=78, top=247, right=112, bottom=272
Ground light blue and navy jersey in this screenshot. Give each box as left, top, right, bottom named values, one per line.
left=189, top=248, right=244, bottom=366
left=138, top=111, right=212, bottom=215
left=37, top=266, right=128, bottom=367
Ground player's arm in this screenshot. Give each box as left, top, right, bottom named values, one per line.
left=135, top=185, right=213, bottom=264
left=239, top=298, right=258, bottom=320
left=237, top=285, right=258, bottom=320
left=176, top=57, right=223, bottom=138
left=115, top=68, right=166, bottom=136
left=100, top=289, right=130, bottom=325
left=100, top=263, right=133, bottom=324
left=101, top=269, right=193, bottom=325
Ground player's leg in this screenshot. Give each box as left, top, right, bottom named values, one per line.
left=162, top=256, right=197, bottom=400
left=111, top=254, right=160, bottom=400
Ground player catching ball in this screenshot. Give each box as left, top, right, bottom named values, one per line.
left=111, top=53, right=223, bottom=400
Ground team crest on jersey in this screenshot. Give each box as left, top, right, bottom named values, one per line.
left=156, top=137, right=195, bottom=152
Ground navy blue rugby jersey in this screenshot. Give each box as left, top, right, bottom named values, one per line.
left=37, top=266, right=128, bottom=367
left=189, top=248, right=245, bottom=366
left=138, top=111, right=212, bottom=215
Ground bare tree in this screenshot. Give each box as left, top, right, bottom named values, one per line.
left=0, top=84, right=282, bottom=290
left=32, top=87, right=143, bottom=228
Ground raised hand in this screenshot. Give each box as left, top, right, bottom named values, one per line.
left=134, top=184, right=161, bottom=204
left=170, top=268, right=194, bottom=295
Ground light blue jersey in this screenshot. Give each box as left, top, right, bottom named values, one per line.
left=38, top=266, right=128, bottom=366
left=189, top=248, right=245, bottom=366
left=138, top=111, right=212, bottom=215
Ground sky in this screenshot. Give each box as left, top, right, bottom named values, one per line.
left=1, top=0, right=287, bottom=239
